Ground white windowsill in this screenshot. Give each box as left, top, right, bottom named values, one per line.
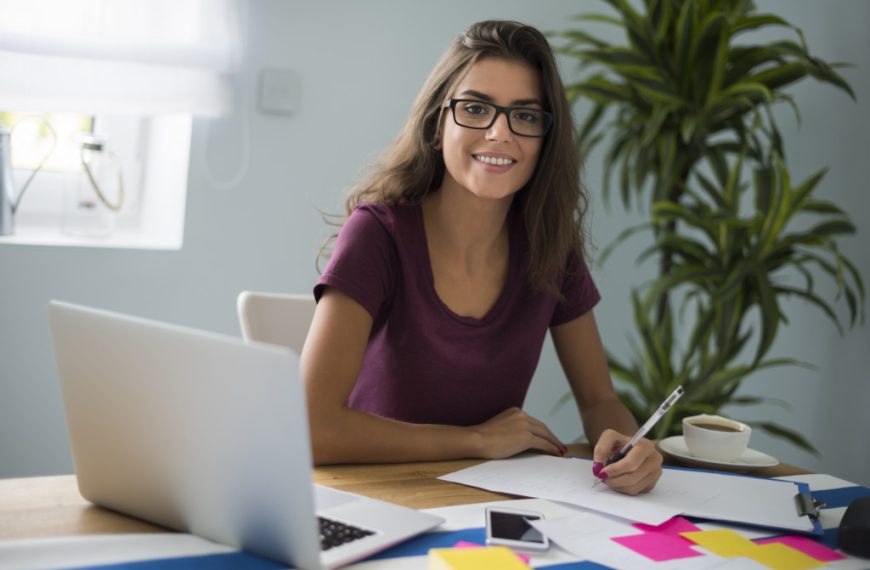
left=0, top=114, right=191, bottom=251
left=0, top=225, right=181, bottom=250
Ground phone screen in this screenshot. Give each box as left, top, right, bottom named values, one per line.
left=489, top=510, right=546, bottom=543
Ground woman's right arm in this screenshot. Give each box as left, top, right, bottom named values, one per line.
left=299, top=288, right=564, bottom=464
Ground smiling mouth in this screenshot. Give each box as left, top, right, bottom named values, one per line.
left=473, top=154, right=515, bottom=166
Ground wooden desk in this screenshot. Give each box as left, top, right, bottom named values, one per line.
left=0, top=443, right=809, bottom=540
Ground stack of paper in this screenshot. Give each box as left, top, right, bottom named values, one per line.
left=439, top=454, right=817, bottom=533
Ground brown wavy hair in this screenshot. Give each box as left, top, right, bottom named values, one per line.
left=322, top=20, right=588, bottom=296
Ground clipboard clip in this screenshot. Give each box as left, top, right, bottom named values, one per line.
left=794, top=492, right=825, bottom=519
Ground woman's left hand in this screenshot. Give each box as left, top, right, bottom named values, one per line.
left=592, top=429, right=662, bottom=495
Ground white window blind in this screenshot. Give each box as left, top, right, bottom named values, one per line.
left=0, top=0, right=241, bottom=116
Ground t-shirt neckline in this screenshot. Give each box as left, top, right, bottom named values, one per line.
left=414, top=203, right=518, bottom=327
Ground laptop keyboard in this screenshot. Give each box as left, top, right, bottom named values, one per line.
left=318, top=516, right=375, bottom=551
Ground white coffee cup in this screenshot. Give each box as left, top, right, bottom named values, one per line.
left=682, top=414, right=751, bottom=462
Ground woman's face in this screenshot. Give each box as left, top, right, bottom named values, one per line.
left=439, top=57, right=545, bottom=203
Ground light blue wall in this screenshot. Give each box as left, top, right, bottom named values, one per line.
left=1, top=0, right=867, bottom=486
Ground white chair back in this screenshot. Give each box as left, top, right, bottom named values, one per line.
left=236, top=291, right=316, bottom=354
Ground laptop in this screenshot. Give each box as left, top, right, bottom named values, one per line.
left=48, top=301, right=444, bottom=570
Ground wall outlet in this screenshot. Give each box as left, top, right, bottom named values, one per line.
left=258, top=68, right=301, bottom=115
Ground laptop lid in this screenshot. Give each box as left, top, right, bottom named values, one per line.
left=49, top=300, right=325, bottom=569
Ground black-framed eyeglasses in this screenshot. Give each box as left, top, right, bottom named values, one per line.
left=446, top=98, right=553, bottom=138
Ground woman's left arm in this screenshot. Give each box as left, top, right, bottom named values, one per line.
left=551, top=310, right=662, bottom=495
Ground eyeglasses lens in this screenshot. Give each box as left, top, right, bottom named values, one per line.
left=452, top=101, right=548, bottom=137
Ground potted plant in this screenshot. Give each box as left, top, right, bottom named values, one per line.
left=552, top=0, right=865, bottom=452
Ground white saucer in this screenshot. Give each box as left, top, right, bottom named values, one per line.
left=658, top=435, right=779, bottom=472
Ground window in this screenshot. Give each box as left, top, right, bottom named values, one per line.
left=0, top=0, right=241, bottom=249
left=0, top=111, right=93, bottom=172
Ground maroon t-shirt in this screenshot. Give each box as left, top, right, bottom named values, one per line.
left=314, top=202, right=600, bottom=426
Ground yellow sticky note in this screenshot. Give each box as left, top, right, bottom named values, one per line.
left=680, top=529, right=757, bottom=556
left=428, top=546, right=530, bottom=570
left=681, top=529, right=826, bottom=570
left=751, top=542, right=825, bottom=570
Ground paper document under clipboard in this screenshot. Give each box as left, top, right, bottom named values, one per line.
left=439, top=454, right=822, bottom=535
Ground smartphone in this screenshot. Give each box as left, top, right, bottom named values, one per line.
left=485, top=506, right=550, bottom=551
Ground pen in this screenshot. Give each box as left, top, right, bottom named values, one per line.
left=592, top=385, right=684, bottom=487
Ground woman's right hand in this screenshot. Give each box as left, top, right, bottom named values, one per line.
left=470, top=407, right=566, bottom=459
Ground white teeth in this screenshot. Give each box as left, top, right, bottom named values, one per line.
left=474, top=154, right=514, bottom=166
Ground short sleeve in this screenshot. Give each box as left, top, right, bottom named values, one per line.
left=314, top=204, right=398, bottom=319
left=550, top=251, right=601, bottom=326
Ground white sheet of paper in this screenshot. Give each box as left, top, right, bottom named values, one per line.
left=439, top=454, right=813, bottom=532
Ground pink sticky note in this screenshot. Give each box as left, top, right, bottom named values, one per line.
left=452, top=540, right=531, bottom=564
left=632, top=516, right=702, bottom=537
left=612, top=532, right=703, bottom=562
left=756, top=535, right=846, bottom=562
left=453, top=541, right=483, bottom=548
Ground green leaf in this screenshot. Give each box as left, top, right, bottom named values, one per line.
left=753, top=163, right=775, bottom=215
left=634, top=141, right=652, bottom=191
left=728, top=395, right=791, bottom=409
left=723, top=148, right=745, bottom=209
left=809, top=59, right=857, bottom=100
left=576, top=48, right=651, bottom=68
left=632, top=80, right=687, bottom=106
left=578, top=104, right=606, bottom=147
left=705, top=20, right=731, bottom=105
left=776, top=286, right=844, bottom=335
left=641, top=104, right=669, bottom=147
left=800, top=200, right=844, bottom=216
left=573, top=77, right=634, bottom=104
left=804, top=219, right=857, bottom=238
left=727, top=45, right=788, bottom=84
left=554, top=28, right=608, bottom=49
left=787, top=167, right=827, bottom=218
left=748, top=62, right=809, bottom=91
left=597, top=222, right=652, bottom=267
left=754, top=273, right=780, bottom=364
left=840, top=256, right=867, bottom=323
left=731, top=14, right=791, bottom=35
left=685, top=305, right=717, bottom=362
left=679, top=114, right=697, bottom=144
left=845, top=287, right=858, bottom=328
left=748, top=421, right=819, bottom=455
left=673, top=0, right=696, bottom=87
left=643, top=265, right=720, bottom=308
left=719, top=81, right=773, bottom=104
left=547, top=391, right=576, bottom=416
left=619, top=141, right=637, bottom=207
left=655, top=234, right=715, bottom=266
left=714, top=264, right=752, bottom=304
left=655, top=132, right=678, bottom=200
left=651, top=0, right=674, bottom=46
left=690, top=13, right=727, bottom=67
left=602, top=131, right=633, bottom=208
left=757, top=155, right=791, bottom=255
left=570, top=12, right=625, bottom=27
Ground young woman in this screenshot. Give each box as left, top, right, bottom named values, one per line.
left=300, top=20, right=662, bottom=494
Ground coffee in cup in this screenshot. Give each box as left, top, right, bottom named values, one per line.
left=682, top=414, right=751, bottom=462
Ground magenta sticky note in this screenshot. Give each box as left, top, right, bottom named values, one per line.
left=451, top=540, right=530, bottom=564
left=612, top=532, right=702, bottom=561
left=755, top=535, right=846, bottom=562
left=632, top=516, right=702, bottom=537
left=453, top=541, right=483, bottom=548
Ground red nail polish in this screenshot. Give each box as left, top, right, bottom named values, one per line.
left=592, top=461, right=603, bottom=476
